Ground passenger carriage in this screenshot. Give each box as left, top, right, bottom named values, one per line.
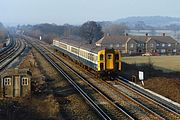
left=53, top=38, right=121, bottom=78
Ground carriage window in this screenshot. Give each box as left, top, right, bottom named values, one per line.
left=4, top=78, right=11, bottom=86
left=100, top=54, right=104, bottom=60
left=108, top=54, right=112, bottom=59
left=88, top=53, right=93, bottom=61
left=115, top=54, right=119, bottom=60
left=59, top=43, right=67, bottom=50
left=71, top=47, right=78, bottom=54
left=94, top=56, right=97, bottom=62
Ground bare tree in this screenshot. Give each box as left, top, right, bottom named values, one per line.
left=80, top=21, right=104, bottom=44
left=103, top=23, right=128, bottom=36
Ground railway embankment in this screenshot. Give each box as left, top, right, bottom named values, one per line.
left=20, top=48, right=100, bottom=119
left=121, top=62, right=180, bottom=103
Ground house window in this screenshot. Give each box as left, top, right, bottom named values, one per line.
left=115, top=54, right=119, bottom=60
left=122, top=44, right=125, bottom=47
left=121, top=50, right=125, bottom=53
left=4, top=78, right=11, bottom=86
left=116, top=44, right=120, bottom=47
left=156, top=43, right=160, bottom=47
left=150, top=44, right=154, bottom=47
left=173, top=49, right=176, bottom=52
left=22, top=77, right=28, bottom=86
left=110, top=44, right=113, bottom=48
left=137, top=44, right=141, bottom=47
left=161, top=49, right=166, bottom=53
left=168, top=43, right=171, bottom=47
left=130, top=44, right=134, bottom=48
left=162, top=43, right=165, bottom=47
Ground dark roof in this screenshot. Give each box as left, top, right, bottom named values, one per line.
left=1, top=68, right=32, bottom=78
left=96, top=35, right=129, bottom=45
left=132, top=36, right=178, bottom=43
left=149, top=36, right=178, bottom=43
left=96, top=35, right=178, bottom=45
left=56, top=35, right=179, bottom=53
left=58, top=37, right=102, bottom=53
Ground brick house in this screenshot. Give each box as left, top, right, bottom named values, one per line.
left=0, top=68, right=31, bottom=98
left=96, top=34, right=179, bottom=55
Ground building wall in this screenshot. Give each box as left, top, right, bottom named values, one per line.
left=21, top=76, right=31, bottom=97
left=0, top=75, right=31, bottom=98
left=146, top=41, right=178, bottom=54
left=1, top=76, right=13, bottom=97
left=126, top=40, right=137, bottom=54
left=146, top=40, right=157, bottom=53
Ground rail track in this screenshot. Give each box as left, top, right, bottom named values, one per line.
left=0, top=37, right=26, bottom=72
left=31, top=40, right=163, bottom=119
left=118, top=76, right=180, bottom=113
left=46, top=47, right=179, bottom=119
left=27, top=38, right=135, bottom=120
left=112, top=77, right=180, bottom=119
left=0, top=37, right=15, bottom=59
left=0, top=39, right=18, bottom=63
left=23, top=35, right=179, bottom=119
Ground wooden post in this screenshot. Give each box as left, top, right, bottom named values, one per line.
left=132, top=75, right=136, bottom=83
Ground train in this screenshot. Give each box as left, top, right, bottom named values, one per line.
left=53, top=38, right=122, bottom=79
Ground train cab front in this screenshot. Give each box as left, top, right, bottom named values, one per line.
left=97, top=48, right=121, bottom=80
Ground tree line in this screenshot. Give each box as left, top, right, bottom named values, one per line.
left=20, top=21, right=128, bottom=44
left=0, top=22, right=8, bottom=43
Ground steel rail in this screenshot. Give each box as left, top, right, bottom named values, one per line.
left=117, top=76, right=180, bottom=118
left=0, top=37, right=16, bottom=59
left=33, top=45, right=113, bottom=120
left=0, top=39, right=26, bottom=72
left=37, top=40, right=164, bottom=120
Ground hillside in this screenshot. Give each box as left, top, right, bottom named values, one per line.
left=115, top=16, right=180, bottom=27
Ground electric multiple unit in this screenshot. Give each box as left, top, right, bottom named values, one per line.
left=53, top=39, right=121, bottom=78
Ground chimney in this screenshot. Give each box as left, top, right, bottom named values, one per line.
left=145, top=33, right=148, bottom=36
left=163, top=33, right=165, bottom=36
left=125, top=33, right=128, bottom=36
left=106, top=33, right=110, bottom=36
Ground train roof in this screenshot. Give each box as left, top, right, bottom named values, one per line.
left=55, top=37, right=105, bottom=53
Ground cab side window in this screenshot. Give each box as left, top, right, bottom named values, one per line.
left=115, top=54, right=119, bottom=60
left=100, top=54, right=104, bottom=60
left=108, top=54, right=112, bottom=59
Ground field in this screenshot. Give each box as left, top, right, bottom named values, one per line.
left=122, top=55, right=180, bottom=72
left=122, top=56, right=180, bottom=103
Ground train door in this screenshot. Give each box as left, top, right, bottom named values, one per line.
left=106, top=53, right=114, bottom=70
left=100, top=54, right=104, bottom=70
left=114, top=50, right=121, bottom=71
left=114, top=53, right=119, bottom=71
left=98, top=50, right=105, bottom=71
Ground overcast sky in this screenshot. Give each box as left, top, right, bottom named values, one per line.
left=1, top=0, right=180, bottom=25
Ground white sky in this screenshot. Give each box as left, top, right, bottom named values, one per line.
left=0, top=0, right=180, bottom=25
